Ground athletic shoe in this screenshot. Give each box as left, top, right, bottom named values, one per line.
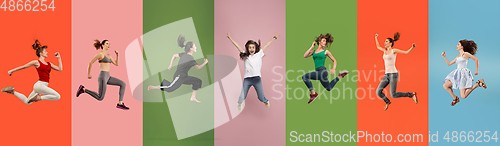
left=308, top=92, right=318, bottom=104
left=265, top=101, right=270, bottom=108
left=339, top=70, right=349, bottom=78
left=1, top=86, right=14, bottom=93
left=76, top=85, right=85, bottom=97
left=117, top=103, right=130, bottom=110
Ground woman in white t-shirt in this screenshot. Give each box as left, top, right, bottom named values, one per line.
left=227, top=32, right=280, bottom=111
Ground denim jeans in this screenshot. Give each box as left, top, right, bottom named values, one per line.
left=376, top=73, right=412, bottom=103
left=238, top=76, right=268, bottom=104
left=302, top=66, right=339, bottom=91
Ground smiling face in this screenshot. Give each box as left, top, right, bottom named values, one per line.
left=40, top=48, right=48, bottom=58
left=319, top=38, right=327, bottom=47
left=384, top=39, right=391, bottom=48
left=102, top=41, right=110, bottom=50
left=456, top=42, right=463, bottom=51
left=190, top=43, right=197, bottom=53
left=248, top=44, right=256, bottom=55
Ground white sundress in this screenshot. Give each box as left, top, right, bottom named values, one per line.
left=444, top=53, right=474, bottom=89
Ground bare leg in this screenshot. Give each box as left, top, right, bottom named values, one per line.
left=459, top=82, right=480, bottom=99
left=310, top=89, right=316, bottom=95
left=148, top=85, right=160, bottom=91
left=190, top=90, right=200, bottom=103
left=443, top=81, right=456, bottom=100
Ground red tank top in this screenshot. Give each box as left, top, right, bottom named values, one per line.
left=36, top=60, right=51, bottom=83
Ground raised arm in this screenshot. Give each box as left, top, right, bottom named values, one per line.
left=303, top=42, right=316, bottom=58
left=262, top=33, right=280, bottom=52
left=464, top=52, right=479, bottom=75
left=50, top=52, right=63, bottom=71
left=441, top=51, right=457, bottom=66
left=393, top=43, right=416, bottom=55
left=8, top=60, right=38, bottom=76
left=325, top=50, right=337, bottom=75
left=194, top=58, right=209, bottom=70
left=227, top=32, right=244, bottom=53
left=375, top=33, right=386, bottom=52
left=88, top=53, right=103, bottom=79
left=168, top=54, right=180, bottom=70
left=110, top=50, right=119, bottom=66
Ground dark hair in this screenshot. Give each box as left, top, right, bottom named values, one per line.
left=386, top=32, right=400, bottom=47
left=459, top=39, right=477, bottom=55
left=94, top=39, right=109, bottom=50
left=239, top=40, right=261, bottom=60
left=32, top=40, right=47, bottom=57
left=315, top=33, right=334, bottom=48
left=177, top=35, right=194, bottom=53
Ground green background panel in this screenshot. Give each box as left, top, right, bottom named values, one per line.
left=286, top=0, right=357, bottom=145
left=143, top=0, right=214, bottom=146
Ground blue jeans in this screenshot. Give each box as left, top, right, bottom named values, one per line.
left=376, top=73, right=412, bottom=103
left=302, top=66, right=339, bottom=91
left=238, top=76, right=268, bottom=104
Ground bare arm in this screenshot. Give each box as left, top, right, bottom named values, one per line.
left=88, top=53, right=103, bottom=79
left=168, top=54, right=180, bottom=70
left=393, top=43, right=416, bottom=55
left=325, top=50, right=337, bottom=75
left=194, top=58, right=209, bottom=70
left=441, top=51, right=457, bottom=66
left=227, top=33, right=244, bottom=53
left=375, top=33, right=386, bottom=52
left=303, top=42, right=316, bottom=58
left=8, top=60, right=38, bottom=76
left=465, top=52, right=479, bottom=75
left=110, top=50, right=119, bottom=66
left=262, top=33, right=280, bottom=52
left=50, top=52, right=63, bottom=71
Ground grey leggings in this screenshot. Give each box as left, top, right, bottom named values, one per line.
left=376, top=73, right=412, bottom=103
left=84, top=71, right=126, bottom=101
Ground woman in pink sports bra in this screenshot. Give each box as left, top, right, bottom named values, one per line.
left=374, top=32, right=418, bottom=111
left=2, top=40, right=63, bottom=105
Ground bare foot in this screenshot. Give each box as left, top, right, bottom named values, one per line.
left=190, top=98, right=201, bottom=103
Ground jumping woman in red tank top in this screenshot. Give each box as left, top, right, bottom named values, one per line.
left=1, top=40, right=63, bottom=105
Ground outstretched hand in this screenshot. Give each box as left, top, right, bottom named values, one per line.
left=273, top=32, right=280, bottom=39
left=441, top=51, right=446, bottom=57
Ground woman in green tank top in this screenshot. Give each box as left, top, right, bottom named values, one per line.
left=302, top=33, right=349, bottom=104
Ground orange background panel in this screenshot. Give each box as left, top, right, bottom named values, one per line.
left=0, top=1, right=71, bottom=145
left=357, top=0, right=428, bottom=145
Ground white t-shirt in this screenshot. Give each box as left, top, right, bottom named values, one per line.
left=243, top=50, right=265, bottom=78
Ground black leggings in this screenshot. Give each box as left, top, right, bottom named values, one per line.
left=160, top=75, right=202, bottom=92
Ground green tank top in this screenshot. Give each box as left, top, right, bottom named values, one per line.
left=313, top=49, right=326, bottom=69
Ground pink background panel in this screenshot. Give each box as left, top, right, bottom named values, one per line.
left=71, top=0, right=143, bottom=146
left=214, top=0, right=286, bottom=145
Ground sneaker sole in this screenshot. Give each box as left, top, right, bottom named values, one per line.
left=116, top=106, right=130, bottom=110
left=76, top=85, right=84, bottom=97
